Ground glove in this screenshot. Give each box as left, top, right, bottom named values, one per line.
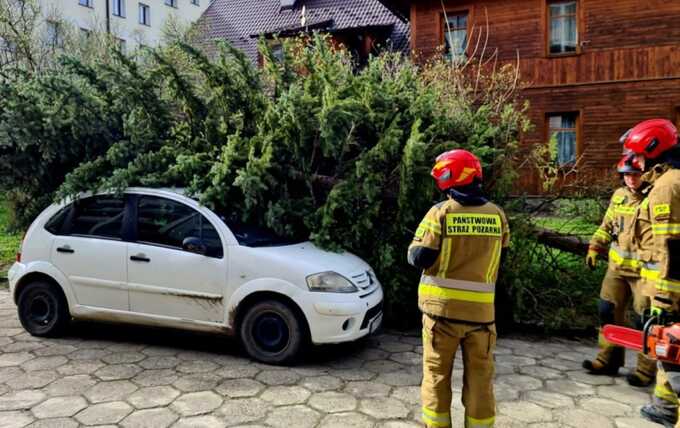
left=586, top=249, right=600, bottom=270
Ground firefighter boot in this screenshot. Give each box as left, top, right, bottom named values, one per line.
left=644, top=365, right=679, bottom=427
left=627, top=352, right=657, bottom=387
left=641, top=404, right=676, bottom=428
left=582, top=330, right=625, bottom=375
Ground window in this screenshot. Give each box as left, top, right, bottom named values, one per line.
left=191, top=0, right=199, bottom=5
left=45, top=21, right=63, bottom=48
left=138, top=3, right=150, bottom=26
left=116, top=38, right=126, bottom=54
left=549, top=1, right=577, bottom=54
left=164, top=0, right=177, bottom=7
left=548, top=113, right=578, bottom=165
left=68, top=196, right=125, bottom=239
left=79, top=0, right=93, bottom=7
left=45, top=206, right=71, bottom=235
left=112, top=0, right=125, bottom=17
left=443, top=12, right=468, bottom=61
left=137, top=196, right=223, bottom=257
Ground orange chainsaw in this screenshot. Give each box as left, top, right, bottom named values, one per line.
left=603, top=320, right=680, bottom=363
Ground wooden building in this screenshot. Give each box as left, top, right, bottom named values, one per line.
left=381, top=0, right=680, bottom=193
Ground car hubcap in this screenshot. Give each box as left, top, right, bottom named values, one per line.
left=28, top=294, right=53, bottom=326
left=253, top=312, right=289, bottom=353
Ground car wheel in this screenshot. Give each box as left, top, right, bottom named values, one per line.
left=17, top=281, right=70, bottom=337
left=239, top=300, right=305, bottom=365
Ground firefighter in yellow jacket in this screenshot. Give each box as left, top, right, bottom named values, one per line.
left=616, top=119, right=680, bottom=427
left=582, top=155, right=656, bottom=386
left=408, top=149, right=509, bottom=428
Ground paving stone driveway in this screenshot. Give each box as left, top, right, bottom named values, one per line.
left=0, top=289, right=660, bottom=428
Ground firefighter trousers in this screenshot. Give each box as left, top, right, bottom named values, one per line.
left=595, top=270, right=656, bottom=379
left=421, top=314, right=496, bottom=428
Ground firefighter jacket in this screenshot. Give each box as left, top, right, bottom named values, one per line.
left=589, top=186, right=645, bottom=276
left=408, top=198, right=510, bottom=324
left=636, top=165, right=680, bottom=309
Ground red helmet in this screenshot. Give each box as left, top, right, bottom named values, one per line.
left=623, top=119, right=678, bottom=159
left=617, top=153, right=643, bottom=174
left=431, top=149, right=483, bottom=191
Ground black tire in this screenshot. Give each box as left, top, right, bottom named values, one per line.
left=239, top=300, right=305, bottom=365
left=17, top=281, right=70, bottom=337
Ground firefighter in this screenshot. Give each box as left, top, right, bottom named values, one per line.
left=617, top=118, right=680, bottom=427
left=582, top=153, right=656, bottom=387
left=408, top=149, right=510, bottom=428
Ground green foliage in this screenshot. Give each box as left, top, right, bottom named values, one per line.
left=0, top=195, right=21, bottom=282
left=554, top=198, right=607, bottom=226
left=0, top=34, right=538, bottom=326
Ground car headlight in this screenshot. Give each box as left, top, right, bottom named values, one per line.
left=306, top=272, right=357, bottom=293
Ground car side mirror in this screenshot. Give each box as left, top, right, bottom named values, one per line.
left=182, top=236, right=208, bottom=256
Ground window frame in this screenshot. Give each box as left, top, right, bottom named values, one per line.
left=439, top=8, right=472, bottom=61
left=164, top=0, right=177, bottom=8
left=130, top=194, right=224, bottom=259
left=79, top=0, right=93, bottom=8
left=545, top=111, right=582, bottom=166
left=544, top=0, right=582, bottom=57
left=47, top=195, right=130, bottom=242
left=112, top=0, right=126, bottom=18
left=138, top=3, right=151, bottom=26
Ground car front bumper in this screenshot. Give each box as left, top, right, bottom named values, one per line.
left=307, top=284, right=384, bottom=344
left=7, top=262, right=25, bottom=300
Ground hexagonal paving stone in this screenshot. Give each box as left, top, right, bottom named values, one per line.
left=102, top=352, right=146, bottom=365
left=5, top=370, right=59, bottom=390
left=75, top=401, right=133, bottom=425
left=85, top=380, right=139, bottom=403
left=0, top=390, right=46, bottom=411
left=216, top=378, right=265, bottom=398
left=379, top=421, right=425, bottom=428
left=596, top=384, right=651, bottom=406
left=172, top=415, right=225, bottom=428
left=139, top=357, right=181, bottom=370
left=56, top=360, right=105, bottom=376
left=300, top=375, right=342, bottom=392
left=519, top=365, right=563, bottom=380
left=359, top=397, right=410, bottom=419
left=3, top=343, right=44, bottom=353
left=541, top=358, right=583, bottom=372
left=495, top=374, right=542, bottom=392
left=378, top=341, right=413, bottom=353
left=45, top=375, right=97, bottom=397
left=494, top=382, right=520, bottom=402
left=214, top=365, right=260, bottom=379
left=176, top=360, right=219, bottom=374
left=120, top=408, right=178, bottom=428
left=95, top=364, right=143, bottom=381
left=215, top=398, right=269, bottom=426
left=345, top=381, right=391, bottom=398
left=172, top=373, right=221, bottom=393
left=309, top=391, right=357, bottom=413
left=328, top=369, right=375, bottom=382
left=614, top=417, right=661, bottom=428
left=0, top=410, right=34, bottom=428
left=32, top=345, right=77, bottom=357
left=363, top=360, right=404, bottom=374
left=375, top=370, right=422, bottom=387
left=265, top=405, right=321, bottom=428
left=0, top=366, right=24, bottom=384
left=545, top=379, right=596, bottom=397
left=141, top=346, right=177, bottom=357
left=319, top=412, right=375, bottom=428
left=498, top=401, right=553, bottom=423
left=132, top=369, right=180, bottom=387
left=260, top=386, right=311, bottom=406
left=255, top=370, right=300, bottom=386
left=524, top=390, right=574, bottom=409
left=170, top=391, right=223, bottom=416
left=69, top=349, right=111, bottom=361
left=579, top=397, right=632, bottom=417
left=555, top=409, right=615, bottom=428
left=566, top=370, right=616, bottom=386
left=390, top=352, right=421, bottom=366
left=497, top=355, right=537, bottom=367
left=390, top=386, right=421, bottom=405
left=354, top=348, right=390, bottom=361
left=31, top=396, right=87, bottom=419
left=0, top=352, right=33, bottom=367
left=126, top=385, right=181, bottom=409
left=21, top=356, right=68, bottom=372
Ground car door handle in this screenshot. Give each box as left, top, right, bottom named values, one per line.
left=56, top=246, right=74, bottom=254
left=130, top=254, right=150, bottom=262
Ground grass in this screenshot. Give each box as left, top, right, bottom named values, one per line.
left=0, top=197, right=21, bottom=285
left=532, top=216, right=599, bottom=237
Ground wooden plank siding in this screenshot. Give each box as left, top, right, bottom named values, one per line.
left=409, top=0, right=680, bottom=193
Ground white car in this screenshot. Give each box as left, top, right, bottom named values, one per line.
left=8, top=188, right=383, bottom=364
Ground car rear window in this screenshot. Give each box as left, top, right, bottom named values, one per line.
left=69, top=196, right=125, bottom=239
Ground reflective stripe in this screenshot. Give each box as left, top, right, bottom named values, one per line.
left=422, top=407, right=451, bottom=427
left=614, top=206, right=636, bottom=215
left=486, top=240, right=501, bottom=284
left=437, top=238, right=452, bottom=277
left=641, top=198, right=650, bottom=211
left=654, top=204, right=671, bottom=216
left=593, top=229, right=612, bottom=242
left=419, top=283, right=495, bottom=303
left=655, top=383, right=678, bottom=403
left=420, top=275, right=495, bottom=292
left=612, top=195, right=625, bottom=204
left=652, top=224, right=680, bottom=236
left=604, top=208, right=614, bottom=221
left=640, top=264, right=680, bottom=293
left=608, top=244, right=641, bottom=269
left=466, top=415, right=495, bottom=428
left=419, top=218, right=442, bottom=235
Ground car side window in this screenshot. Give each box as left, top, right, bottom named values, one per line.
left=136, top=196, right=223, bottom=258
left=45, top=206, right=71, bottom=235
left=68, top=196, right=125, bottom=239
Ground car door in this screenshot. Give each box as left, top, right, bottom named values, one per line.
left=50, top=195, right=129, bottom=311
left=126, top=194, right=226, bottom=323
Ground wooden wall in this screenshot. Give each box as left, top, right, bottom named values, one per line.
left=409, top=0, right=680, bottom=193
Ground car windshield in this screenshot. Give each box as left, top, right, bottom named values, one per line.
left=216, top=215, right=300, bottom=247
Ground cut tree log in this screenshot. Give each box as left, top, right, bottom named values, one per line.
left=534, top=227, right=599, bottom=258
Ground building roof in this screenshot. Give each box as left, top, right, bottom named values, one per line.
left=198, top=0, right=410, bottom=62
